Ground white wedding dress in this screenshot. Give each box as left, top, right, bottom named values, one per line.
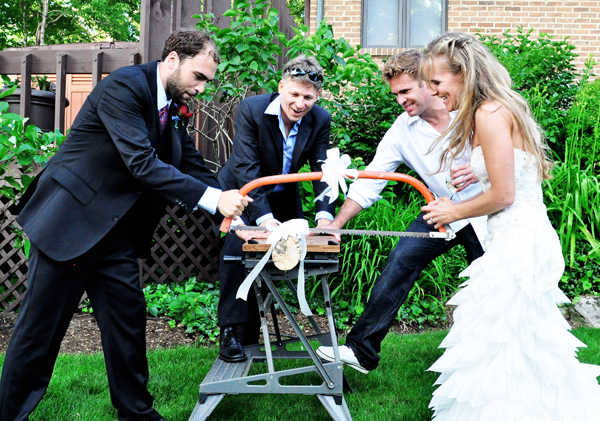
left=428, top=146, right=600, bottom=420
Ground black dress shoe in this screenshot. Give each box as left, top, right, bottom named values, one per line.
left=219, top=326, right=247, bottom=362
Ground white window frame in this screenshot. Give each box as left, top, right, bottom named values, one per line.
left=361, top=0, right=448, bottom=48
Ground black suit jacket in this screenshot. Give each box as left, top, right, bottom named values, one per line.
left=218, top=93, right=335, bottom=224
left=15, top=60, right=221, bottom=261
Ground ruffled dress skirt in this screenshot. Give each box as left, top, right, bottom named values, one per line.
left=428, top=215, right=600, bottom=420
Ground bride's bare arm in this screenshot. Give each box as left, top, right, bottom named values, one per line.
left=422, top=102, right=517, bottom=227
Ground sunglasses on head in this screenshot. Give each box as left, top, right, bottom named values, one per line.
left=289, top=67, right=323, bottom=83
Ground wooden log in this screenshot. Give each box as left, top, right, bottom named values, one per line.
left=272, top=236, right=302, bottom=271
left=242, top=235, right=340, bottom=253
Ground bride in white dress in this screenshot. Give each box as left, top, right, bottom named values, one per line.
left=420, top=32, right=600, bottom=420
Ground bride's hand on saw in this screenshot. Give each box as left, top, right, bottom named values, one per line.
left=421, top=197, right=456, bottom=229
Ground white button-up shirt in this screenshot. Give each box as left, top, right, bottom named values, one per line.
left=347, top=111, right=488, bottom=247
left=156, top=64, right=221, bottom=215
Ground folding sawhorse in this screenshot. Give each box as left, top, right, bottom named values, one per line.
left=188, top=236, right=352, bottom=420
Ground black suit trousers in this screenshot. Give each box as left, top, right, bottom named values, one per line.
left=0, top=212, right=162, bottom=421
left=217, top=188, right=301, bottom=343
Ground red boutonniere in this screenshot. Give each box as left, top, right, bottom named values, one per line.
left=171, top=103, right=194, bottom=129
left=178, top=104, right=193, bottom=119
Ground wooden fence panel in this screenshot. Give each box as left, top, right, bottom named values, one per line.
left=0, top=201, right=222, bottom=310
left=0, top=201, right=28, bottom=312
left=140, top=206, right=223, bottom=286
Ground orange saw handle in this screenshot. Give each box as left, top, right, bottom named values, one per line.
left=221, top=171, right=445, bottom=233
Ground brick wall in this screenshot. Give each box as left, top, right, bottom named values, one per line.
left=308, top=0, right=600, bottom=73
left=449, top=0, right=600, bottom=70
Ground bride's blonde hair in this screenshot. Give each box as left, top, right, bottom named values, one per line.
left=421, top=32, right=553, bottom=179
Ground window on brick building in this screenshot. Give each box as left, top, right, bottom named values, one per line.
left=362, top=0, right=447, bottom=48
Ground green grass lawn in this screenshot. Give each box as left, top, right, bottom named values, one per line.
left=1, top=328, right=599, bottom=420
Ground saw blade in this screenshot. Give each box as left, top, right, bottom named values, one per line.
left=230, top=226, right=455, bottom=240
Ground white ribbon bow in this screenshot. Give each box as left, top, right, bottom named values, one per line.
left=236, top=219, right=314, bottom=316
left=314, top=148, right=358, bottom=204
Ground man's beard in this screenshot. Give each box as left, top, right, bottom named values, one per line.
left=166, top=68, right=189, bottom=104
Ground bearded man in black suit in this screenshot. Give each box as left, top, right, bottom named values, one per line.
left=216, top=55, right=336, bottom=362
left=0, top=30, right=249, bottom=421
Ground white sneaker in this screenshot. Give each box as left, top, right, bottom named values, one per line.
left=316, top=345, right=370, bottom=374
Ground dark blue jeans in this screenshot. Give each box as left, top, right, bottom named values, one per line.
left=345, top=213, right=484, bottom=371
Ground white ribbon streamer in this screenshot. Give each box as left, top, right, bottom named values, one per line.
left=236, top=219, right=314, bottom=316
left=314, top=148, right=358, bottom=204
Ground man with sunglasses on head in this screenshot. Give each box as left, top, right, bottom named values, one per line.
left=216, top=54, right=336, bottom=362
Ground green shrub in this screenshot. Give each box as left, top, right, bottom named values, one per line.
left=144, top=277, right=220, bottom=341
left=0, top=88, right=64, bottom=196
left=560, top=241, right=600, bottom=298
left=0, top=87, right=65, bottom=253
left=544, top=161, right=600, bottom=266
left=476, top=28, right=580, bottom=153
left=564, top=77, right=600, bottom=170
left=544, top=68, right=600, bottom=267
left=193, top=0, right=283, bottom=168
left=287, top=21, right=397, bottom=162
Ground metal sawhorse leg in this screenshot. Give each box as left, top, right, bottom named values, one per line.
left=188, top=238, right=352, bottom=420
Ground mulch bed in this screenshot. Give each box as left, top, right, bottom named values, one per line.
left=0, top=312, right=196, bottom=354
left=0, top=309, right=444, bottom=355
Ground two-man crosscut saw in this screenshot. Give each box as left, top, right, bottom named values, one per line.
left=220, top=171, right=456, bottom=240
left=230, top=225, right=454, bottom=239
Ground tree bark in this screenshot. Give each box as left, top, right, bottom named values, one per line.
left=37, top=0, right=49, bottom=45
left=20, top=0, right=29, bottom=46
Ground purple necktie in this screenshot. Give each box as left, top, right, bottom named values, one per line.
left=159, top=105, right=169, bottom=135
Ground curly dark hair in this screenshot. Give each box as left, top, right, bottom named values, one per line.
left=161, top=30, right=221, bottom=64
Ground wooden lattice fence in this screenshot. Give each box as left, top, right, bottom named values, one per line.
left=140, top=206, right=223, bottom=285
left=0, top=199, right=223, bottom=312
left=0, top=200, right=28, bottom=312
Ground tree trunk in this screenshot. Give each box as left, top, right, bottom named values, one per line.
left=37, top=0, right=49, bottom=45
left=20, top=0, right=29, bottom=46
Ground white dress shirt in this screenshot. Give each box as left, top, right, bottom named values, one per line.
left=347, top=111, right=488, bottom=247
left=156, top=64, right=221, bottom=215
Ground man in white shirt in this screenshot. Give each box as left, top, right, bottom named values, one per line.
left=316, top=50, right=488, bottom=374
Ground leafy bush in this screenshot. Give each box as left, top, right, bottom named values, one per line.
left=544, top=163, right=600, bottom=266
left=476, top=28, right=580, bottom=153
left=544, top=76, right=600, bottom=267
left=286, top=21, right=396, bottom=162
left=193, top=0, right=283, bottom=168
left=564, top=77, right=600, bottom=170
left=144, top=278, right=220, bottom=341
left=0, top=87, right=65, bottom=252
left=560, top=241, right=600, bottom=298
left=286, top=0, right=305, bottom=24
